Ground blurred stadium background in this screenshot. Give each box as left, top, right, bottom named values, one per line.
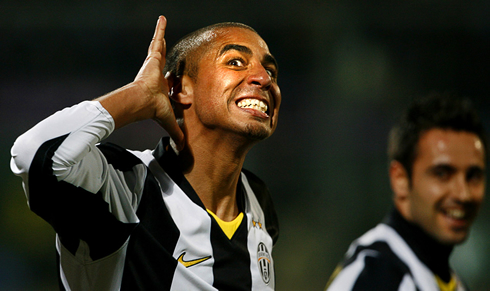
left=2, top=1, right=490, bottom=290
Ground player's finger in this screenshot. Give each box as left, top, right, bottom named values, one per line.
left=166, top=122, right=185, bottom=151
left=148, top=15, right=167, bottom=55
left=158, top=114, right=185, bottom=151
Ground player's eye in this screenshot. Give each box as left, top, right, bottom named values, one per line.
left=431, top=165, right=454, bottom=181
left=228, top=58, right=245, bottom=67
left=265, top=67, right=277, bottom=79
left=434, top=169, right=449, bottom=180
left=467, top=167, right=485, bottom=184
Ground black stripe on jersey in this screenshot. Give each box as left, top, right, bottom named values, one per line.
left=343, top=241, right=418, bottom=291
left=153, top=138, right=206, bottom=209
left=93, top=142, right=180, bottom=290
left=28, top=136, right=137, bottom=260
left=210, top=185, right=252, bottom=291
left=241, top=169, right=279, bottom=245
left=120, top=169, right=180, bottom=290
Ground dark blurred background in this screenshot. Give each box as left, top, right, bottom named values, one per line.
left=2, top=1, right=490, bottom=290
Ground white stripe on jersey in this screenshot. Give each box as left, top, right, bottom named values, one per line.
left=398, top=274, right=416, bottom=291
left=243, top=173, right=275, bottom=291
left=326, top=249, right=378, bottom=291
left=131, top=149, right=216, bottom=289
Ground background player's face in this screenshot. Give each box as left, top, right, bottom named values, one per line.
left=406, top=128, right=486, bottom=245
left=189, top=27, right=281, bottom=141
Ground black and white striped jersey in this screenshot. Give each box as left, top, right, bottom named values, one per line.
left=325, top=210, right=466, bottom=291
left=11, top=101, right=279, bottom=291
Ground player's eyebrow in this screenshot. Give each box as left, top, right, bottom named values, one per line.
left=428, top=164, right=456, bottom=175
left=219, top=44, right=278, bottom=70
left=219, top=44, right=253, bottom=57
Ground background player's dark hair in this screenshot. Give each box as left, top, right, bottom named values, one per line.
left=388, top=92, right=487, bottom=180
left=164, top=22, right=257, bottom=80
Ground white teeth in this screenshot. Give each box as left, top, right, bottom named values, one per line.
left=237, top=99, right=268, bottom=113
left=446, top=209, right=465, bottom=219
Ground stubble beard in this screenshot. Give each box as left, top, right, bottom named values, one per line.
left=243, top=122, right=271, bottom=141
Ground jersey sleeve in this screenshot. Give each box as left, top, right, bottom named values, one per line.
left=10, top=101, right=143, bottom=258
left=11, top=101, right=113, bottom=194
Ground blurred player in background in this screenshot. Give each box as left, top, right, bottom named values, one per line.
left=325, top=93, right=486, bottom=291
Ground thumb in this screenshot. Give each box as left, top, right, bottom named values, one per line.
left=167, top=123, right=185, bottom=151
left=157, top=114, right=185, bottom=151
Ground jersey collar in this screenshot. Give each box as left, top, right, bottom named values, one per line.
left=152, top=137, right=245, bottom=212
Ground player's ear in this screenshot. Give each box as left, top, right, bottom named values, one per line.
left=389, top=160, right=411, bottom=217
left=168, top=73, right=193, bottom=105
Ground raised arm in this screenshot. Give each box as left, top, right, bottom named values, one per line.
left=11, top=16, right=185, bottom=195
left=96, top=16, right=184, bottom=150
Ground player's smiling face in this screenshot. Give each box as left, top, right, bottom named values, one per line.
left=406, top=129, right=486, bottom=245
left=190, top=27, right=281, bottom=141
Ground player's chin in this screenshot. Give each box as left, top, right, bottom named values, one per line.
left=243, top=123, right=273, bottom=141
left=438, top=228, right=470, bottom=246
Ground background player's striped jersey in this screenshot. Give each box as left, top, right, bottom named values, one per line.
left=325, top=210, right=466, bottom=291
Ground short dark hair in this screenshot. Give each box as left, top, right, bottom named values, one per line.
left=164, top=22, right=257, bottom=79
left=388, top=92, right=486, bottom=179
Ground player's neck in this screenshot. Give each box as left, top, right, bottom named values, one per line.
left=182, top=127, right=253, bottom=170
left=179, top=137, right=248, bottom=221
left=185, top=166, right=242, bottom=221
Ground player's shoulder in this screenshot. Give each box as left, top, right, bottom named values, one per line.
left=242, top=169, right=267, bottom=186
left=241, top=168, right=279, bottom=244
left=361, top=240, right=410, bottom=272
left=241, top=168, right=273, bottom=204
left=328, top=239, right=411, bottom=291
left=356, top=242, right=412, bottom=290
left=345, top=225, right=411, bottom=273
left=241, top=168, right=267, bottom=186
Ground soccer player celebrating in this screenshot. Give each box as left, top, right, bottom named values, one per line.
left=11, top=16, right=280, bottom=290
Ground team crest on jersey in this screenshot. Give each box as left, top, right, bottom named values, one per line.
left=257, top=242, right=272, bottom=284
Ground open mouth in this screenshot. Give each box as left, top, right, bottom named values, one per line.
left=237, top=98, right=269, bottom=115
left=444, top=209, right=466, bottom=220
